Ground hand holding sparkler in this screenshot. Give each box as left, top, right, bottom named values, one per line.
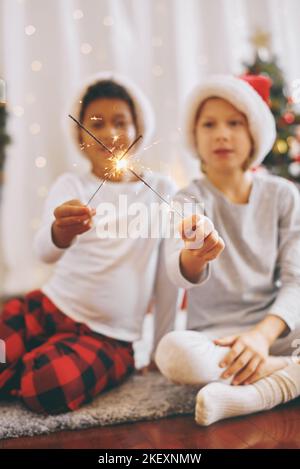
left=179, top=214, right=225, bottom=283
left=52, top=199, right=96, bottom=248
left=180, top=214, right=215, bottom=250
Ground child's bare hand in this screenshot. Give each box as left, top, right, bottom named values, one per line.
left=215, top=329, right=270, bottom=385
left=180, top=214, right=225, bottom=261
left=52, top=199, right=96, bottom=248
left=178, top=215, right=224, bottom=283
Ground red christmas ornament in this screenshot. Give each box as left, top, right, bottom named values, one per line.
left=239, top=74, right=272, bottom=105
left=283, top=112, right=295, bottom=124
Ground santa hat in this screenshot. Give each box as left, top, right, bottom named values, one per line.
left=184, top=74, right=276, bottom=167
left=67, top=71, right=155, bottom=154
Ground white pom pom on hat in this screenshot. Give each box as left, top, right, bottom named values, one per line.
left=184, top=74, right=277, bottom=167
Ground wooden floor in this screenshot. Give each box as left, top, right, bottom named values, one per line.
left=1, top=397, right=300, bottom=449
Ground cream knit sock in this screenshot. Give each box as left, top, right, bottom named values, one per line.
left=195, top=362, right=300, bottom=426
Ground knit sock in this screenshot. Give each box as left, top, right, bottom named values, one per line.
left=195, top=362, right=300, bottom=426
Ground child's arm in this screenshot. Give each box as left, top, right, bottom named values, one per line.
left=215, top=181, right=300, bottom=386
left=178, top=214, right=225, bottom=283
left=266, top=181, right=300, bottom=333
left=165, top=205, right=224, bottom=290
left=34, top=173, right=94, bottom=263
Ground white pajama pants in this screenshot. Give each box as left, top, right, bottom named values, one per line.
left=155, top=324, right=300, bottom=386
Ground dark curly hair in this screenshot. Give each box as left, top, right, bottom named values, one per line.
left=79, top=79, right=138, bottom=130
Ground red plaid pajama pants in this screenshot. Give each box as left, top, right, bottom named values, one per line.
left=0, top=290, right=135, bottom=414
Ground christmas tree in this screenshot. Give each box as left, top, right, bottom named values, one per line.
left=244, top=31, right=300, bottom=182
left=0, top=78, right=10, bottom=181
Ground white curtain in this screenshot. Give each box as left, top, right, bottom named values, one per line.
left=1, top=0, right=300, bottom=295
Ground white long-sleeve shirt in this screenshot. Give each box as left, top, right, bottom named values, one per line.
left=34, top=170, right=178, bottom=348
left=165, top=173, right=300, bottom=333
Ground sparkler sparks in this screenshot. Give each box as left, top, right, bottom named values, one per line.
left=115, top=158, right=128, bottom=171
left=68, top=114, right=184, bottom=219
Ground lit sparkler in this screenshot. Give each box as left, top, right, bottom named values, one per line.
left=68, top=114, right=184, bottom=218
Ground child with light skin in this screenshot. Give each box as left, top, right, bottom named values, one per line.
left=0, top=72, right=177, bottom=414
left=155, top=74, right=300, bottom=425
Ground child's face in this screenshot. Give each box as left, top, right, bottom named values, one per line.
left=194, top=98, right=253, bottom=174
left=80, top=98, right=137, bottom=177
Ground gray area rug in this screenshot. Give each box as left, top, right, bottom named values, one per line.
left=0, top=372, right=198, bottom=440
